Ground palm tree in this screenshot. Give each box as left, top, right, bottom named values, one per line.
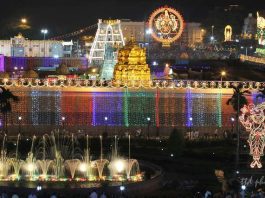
left=226, top=83, right=250, bottom=173
left=0, top=87, right=19, bottom=134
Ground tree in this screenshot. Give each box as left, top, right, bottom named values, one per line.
left=167, top=128, right=185, bottom=158
left=56, top=64, right=69, bottom=75
left=226, top=83, right=250, bottom=173
left=257, top=87, right=265, bottom=100
left=0, top=87, right=19, bottom=133
left=22, top=69, right=39, bottom=78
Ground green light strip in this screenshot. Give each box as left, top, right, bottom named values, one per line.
left=123, top=88, right=129, bottom=127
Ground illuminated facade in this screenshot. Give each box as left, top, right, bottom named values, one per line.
left=181, top=23, right=204, bottom=46
left=224, top=25, right=232, bottom=42
left=0, top=34, right=73, bottom=58
left=257, top=12, right=265, bottom=46
left=113, top=39, right=151, bottom=83
left=149, top=6, right=184, bottom=47
left=89, top=19, right=125, bottom=65
left=100, top=43, right=117, bottom=80
left=242, top=13, right=256, bottom=39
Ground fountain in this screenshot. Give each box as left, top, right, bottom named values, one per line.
left=0, top=132, right=142, bottom=183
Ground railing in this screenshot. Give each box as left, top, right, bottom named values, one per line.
left=0, top=78, right=264, bottom=89
left=240, top=54, right=265, bottom=66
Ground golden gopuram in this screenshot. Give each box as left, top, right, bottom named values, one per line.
left=113, top=38, right=151, bottom=85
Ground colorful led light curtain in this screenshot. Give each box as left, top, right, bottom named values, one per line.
left=8, top=88, right=261, bottom=128
left=123, top=88, right=129, bottom=127
left=31, top=91, right=62, bottom=126
left=92, top=92, right=123, bottom=126
left=31, top=91, right=40, bottom=126
left=127, top=91, right=155, bottom=126
left=61, top=92, right=92, bottom=126
left=186, top=89, right=193, bottom=127
left=158, top=91, right=184, bottom=127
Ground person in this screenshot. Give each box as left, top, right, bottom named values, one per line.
left=28, top=192, right=37, bottom=198
left=204, top=190, right=212, bottom=198
left=99, top=192, right=107, bottom=198
left=1, top=192, right=8, bottom=198
left=12, top=194, right=19, bottom=198
left=89, top=190, right=98, bottom=198
left=214, top=129, right=218, bottom=138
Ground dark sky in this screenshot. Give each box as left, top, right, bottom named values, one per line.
left=0, top=0, right=264, bottom=39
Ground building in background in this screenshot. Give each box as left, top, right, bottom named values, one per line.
left=256, top=12, right=265, bottom=56
left=242, top=13, right=257, bottom=39
left=120, top=20, right=145, bottom=43
left=0, top=34, right=73, bottom=58
left=180, top=23, right=205, bottom=46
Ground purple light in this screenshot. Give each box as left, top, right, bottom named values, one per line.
left=0, top=55, right=4, bottom=72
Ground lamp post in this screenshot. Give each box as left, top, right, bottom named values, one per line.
left=62, top=116, right=65, bottom=131
left=211, top=25, right=215, bottom=43
left=231, top=117, right=235, bottom=133
left=146, top=28, right=153, bottom=58
left=220, top=71, right=226, bottom=82
left=241, top=185, right=246, bottom=198
left=21, top=18, right=27, bottom=24
left=147, top=117, right=151, bottom=139
left=189, top=117, right=193, bottom=140
left=41, top=29, right=48, bottom=57
left=241, top=46, right=253, bottom=56
left=18, top=116, right=22, bottom=134
left=104, top=116, right=108, bottom=137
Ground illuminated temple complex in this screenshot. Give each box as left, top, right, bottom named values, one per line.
left=113, top=39, right=151, bottom=83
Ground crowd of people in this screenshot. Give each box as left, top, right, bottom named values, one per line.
left=0, top=190, right=112, bottom=198
left=185, top=128, right=235, bottom=140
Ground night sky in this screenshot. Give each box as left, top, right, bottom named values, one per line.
left=0, top=0, right=264, bottom=39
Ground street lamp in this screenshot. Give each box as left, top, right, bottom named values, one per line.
left=220, top=71, right=226, bottom=82
left=41, top=29, right=48, bottom=57
left=21, top=18, right=27, bottom=24
left=241, top=46, right=253, bottom=56
left=146, top=28, right=153, bottom=58
left=211, top=25, right=215, bottom=43
left=62, top=116, right=65, bottom=130
left=147, top=117, right=151, bottom=139
left=120, top=185, right=125, bottom=196
left=231, top=117, right=235, bottom=133
left=104, top=116, right=108, bottom=137
left=241, top=185, right=246, bottom=197
left=18, top=116, right=22, bottom=134
left=189, top=117, right=193, bottom=140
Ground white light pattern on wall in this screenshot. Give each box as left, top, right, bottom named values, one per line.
left=240, top=102, right=265, bottom=168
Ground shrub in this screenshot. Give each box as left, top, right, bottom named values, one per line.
left=167, top=128, right=185, bottom=157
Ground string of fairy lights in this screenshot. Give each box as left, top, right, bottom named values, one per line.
left=1, top=79, right=264, bottom=90
left=7, top=80, right=265, bottom=128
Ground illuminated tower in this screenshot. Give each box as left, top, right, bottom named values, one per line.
left=89, top=19, right=125, bottom=66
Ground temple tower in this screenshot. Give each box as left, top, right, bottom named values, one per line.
left=89, top=19, right=125, bottom=66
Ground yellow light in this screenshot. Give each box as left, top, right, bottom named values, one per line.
left=221, top=71, right=226, bottom=76
left=165, top=63, right=169, bottom=67
left=26, top=163, right=35, bottom=172
left=21, top=18, right=27, bottom=24
left=79, top=163, right=87, bottom=172
left=92, top=68, right=96, bottom=73
left=114, top=160, right=125, bottom=173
